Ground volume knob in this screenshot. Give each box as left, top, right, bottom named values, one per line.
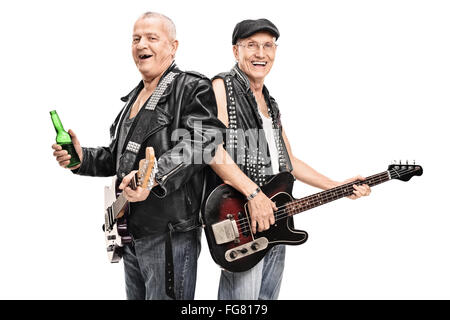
left=229, top=251, right=237, bottom=259
left=251, top=243, right=259, bottom=251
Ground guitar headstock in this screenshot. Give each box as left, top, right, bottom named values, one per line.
left=388, top=161, right=423, bottom=182
left=137, top=147, right=158, bottom=190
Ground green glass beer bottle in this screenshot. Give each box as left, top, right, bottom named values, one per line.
left=50, top=110, right=81, bottom=168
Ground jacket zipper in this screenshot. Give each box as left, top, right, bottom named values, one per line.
left=160, top=163, right=183, bottom=183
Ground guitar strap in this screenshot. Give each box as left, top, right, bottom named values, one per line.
left=117, top=71, right=178, bottom=180
left=116, top=70, right=179, bottom=300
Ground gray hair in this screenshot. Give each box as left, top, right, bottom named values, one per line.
left=140, top=12, right=176, bottom=40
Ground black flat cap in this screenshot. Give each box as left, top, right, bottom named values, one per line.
left=232, top=18, right=279, bottom=45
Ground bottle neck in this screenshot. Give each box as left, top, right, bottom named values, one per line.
left=51, top=112, right=64, bottom=131
left=50, top=111, right=71, bottom=144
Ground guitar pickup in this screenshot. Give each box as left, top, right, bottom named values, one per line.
left=212, top=217, right=240, bottom=245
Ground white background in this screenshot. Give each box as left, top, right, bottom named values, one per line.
left=0, top=0, right=448, bottom=299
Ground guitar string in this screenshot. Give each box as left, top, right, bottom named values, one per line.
left=236, top=166, right=415, bottom=229
left=230, top=171, right=387, bottom=228
left=235, top=173, right=387, bottom=234
left=236, top=167, right=415, bottom=234
left=234, top=171, right=388, bottom=229
left=110, top=164, right=155, bottom=221
left=237, top=173, right=388, bottom=234
left=238, top=167, right=417, bottom=234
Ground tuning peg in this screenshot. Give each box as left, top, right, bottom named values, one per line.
left=406, top=160, right=409, bottom=165
left=413, top=160, right=416, bottom=165
left=399, top=160, right=402, bottom=165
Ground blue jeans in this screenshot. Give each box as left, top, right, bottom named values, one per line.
left=218, top=245, right=286, bottom=300
left=122, top=228, right=201, bottom=300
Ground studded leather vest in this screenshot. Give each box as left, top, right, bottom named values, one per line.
left=213, top=64, right=293, bottom=186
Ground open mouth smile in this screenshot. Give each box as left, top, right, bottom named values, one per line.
left=252, top=61, right=267, bottom=67
left=139, top=54, right=153, bottom=60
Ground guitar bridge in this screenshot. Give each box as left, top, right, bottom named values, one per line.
left=212, top=215, right=240, bottom=245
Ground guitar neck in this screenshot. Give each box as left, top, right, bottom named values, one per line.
left=283, top=171, right=391, bottom=217
left=111, top=175, right=138, bottom=219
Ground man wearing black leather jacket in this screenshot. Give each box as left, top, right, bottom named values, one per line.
left=51, top=12, right=227, bottom=300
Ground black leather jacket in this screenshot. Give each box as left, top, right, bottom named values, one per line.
left=75, top=63, right=224, bottom=238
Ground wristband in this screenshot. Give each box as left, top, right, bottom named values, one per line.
left=246, top=187, right=261, bottom=201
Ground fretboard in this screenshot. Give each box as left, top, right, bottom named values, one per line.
left=279, top=171, right=390, bottom=218
left=111, top=176, right=137, bottom=219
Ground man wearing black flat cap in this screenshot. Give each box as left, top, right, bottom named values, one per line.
left=208, top=18, right=371, bottom=299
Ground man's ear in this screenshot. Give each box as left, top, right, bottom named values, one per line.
left=232, top=45, right=239, bottom=61
left=171, top=40, right=179, bottom=57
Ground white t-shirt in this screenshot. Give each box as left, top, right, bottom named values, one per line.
left=258, top=109, right=279, bottom=175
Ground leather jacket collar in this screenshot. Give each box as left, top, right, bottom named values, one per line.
left=112, top=61, right=179, bottom=143
left=230, top=63, right=280, bottom=123
left=230, top=63, right=251, bottom=92
left=120, top=61, right=179, bottom=103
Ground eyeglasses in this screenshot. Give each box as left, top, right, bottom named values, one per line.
left=237, top=41, right=278, bottom=52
